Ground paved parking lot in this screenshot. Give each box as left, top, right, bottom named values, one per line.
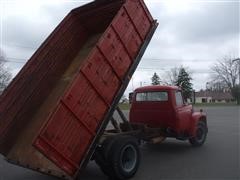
left=0, top=106, right=239, bottom=180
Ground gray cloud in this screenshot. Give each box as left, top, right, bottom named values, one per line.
left=172, top=3, right=239, bottom=43
left=1, top=0, right=239, bottom=92
left=151, top=1, right=239, bottom=42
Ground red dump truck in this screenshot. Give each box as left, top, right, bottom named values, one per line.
left=0, top=0, right=158, bottom=179
left=0, top=0, right=208, bottom=180
left=94, top=85, right=207, bottom=180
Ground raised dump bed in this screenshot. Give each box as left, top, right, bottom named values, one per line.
left=0, top=0, right=157, bottom=179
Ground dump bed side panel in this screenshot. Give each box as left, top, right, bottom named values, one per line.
left=0, top=14, right=88, bottom=155
left=34, top=0, right=154, bottom=177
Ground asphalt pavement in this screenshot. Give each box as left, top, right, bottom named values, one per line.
left=0, top=106, right=239, bottom=180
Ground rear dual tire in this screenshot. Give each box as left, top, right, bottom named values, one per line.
left=94, top=136, right=140, bottom=180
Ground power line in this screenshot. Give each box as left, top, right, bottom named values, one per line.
left=0, top=60, right=25, bottom=64
left=4, top=43, right=37, bottom=50
left=0, top=57, right=27, bottom=64
left=1, top=56, right=215, bottom=74
left=137, top=67, right=165, bottom=70
left=1, top=57, right=216, bottom=64
left=7, top=57, right=26, bottom=61
left=141, top=58, right=216, bottom=62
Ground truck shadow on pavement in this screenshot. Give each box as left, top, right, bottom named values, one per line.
left=79, top=139, right=196, bottom=180
left=142, top=140, right=192, bottom=153
left=0, top=140, right=200, bottom=180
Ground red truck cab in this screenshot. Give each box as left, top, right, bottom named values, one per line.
left=130, top=85, right=208, bottom=145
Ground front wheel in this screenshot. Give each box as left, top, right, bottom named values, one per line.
left=189, top=121, right=207, bottom=147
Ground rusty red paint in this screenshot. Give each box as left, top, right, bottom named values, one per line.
left=0, top=0, right=155, bottom=178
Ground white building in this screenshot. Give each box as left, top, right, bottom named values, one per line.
left=195, top=90, right=234, bottom=103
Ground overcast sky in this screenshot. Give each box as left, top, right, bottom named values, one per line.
left=0, top=0, right=239, bottom=94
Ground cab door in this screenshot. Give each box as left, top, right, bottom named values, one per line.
left=175, top=91, right=192, bottom=133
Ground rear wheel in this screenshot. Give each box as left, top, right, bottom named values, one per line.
left=110, top=136, right=140, bottom=179
left=95, top=136, right=140, bottom=180
left=94, top=136, right=117, bottom=176
left=189, top=121, right=207, bottom=147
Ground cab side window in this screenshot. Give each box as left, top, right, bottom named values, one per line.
left=175, top=91, right=184, bottom=106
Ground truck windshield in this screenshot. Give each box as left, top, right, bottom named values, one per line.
left=136, top=92, right=168, bottom=102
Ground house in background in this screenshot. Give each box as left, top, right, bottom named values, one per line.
left=195, top=90, right=234, bottom=103
left=195, top=90, right=212, bottom=103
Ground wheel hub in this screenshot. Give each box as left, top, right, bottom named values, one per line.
left=120, top=144, right=137, bottom=172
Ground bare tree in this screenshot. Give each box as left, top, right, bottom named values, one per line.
left=211, top=55, right=239, bottom=104
left=207, top=80, right=227, bottom=92
left=0, top=52, right=12, bottom=93
left=164, top=67, right=179, bottom=85
left=164, top=66, right=192, bottom=86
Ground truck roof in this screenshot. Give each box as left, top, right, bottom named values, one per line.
left=135, top=85, right=180, bottom=92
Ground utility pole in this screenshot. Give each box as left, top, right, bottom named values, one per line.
left=233, top=58, right=240, bottom=85
left=233, top=58, right=240, bottom=104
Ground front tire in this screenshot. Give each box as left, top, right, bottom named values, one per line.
left=189, top=121, right=207, bottom=147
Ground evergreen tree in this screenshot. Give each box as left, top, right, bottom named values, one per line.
left=151, top=72, right=160, bottom=85
left=176, top=67, right=193, bottom=101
